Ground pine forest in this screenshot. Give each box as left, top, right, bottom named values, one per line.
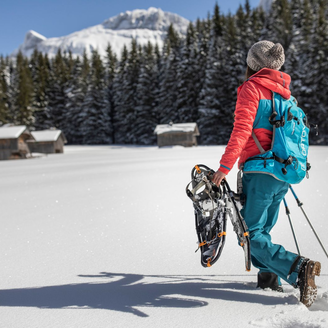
left=1, top=0, right=328, bottom=145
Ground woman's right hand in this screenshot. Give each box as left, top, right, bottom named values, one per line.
left=212, top=170, right=226, bottom=186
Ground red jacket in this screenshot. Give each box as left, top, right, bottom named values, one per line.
left=219, top=68, right=292, bottom=175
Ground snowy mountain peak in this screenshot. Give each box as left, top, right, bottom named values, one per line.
left=25, top=30, right=47, bottom=42
left=20, top=30, right=47, bottom=53
left=12, top=8, right=189, bottom=59
left=102, top=7, right=189, bottom=32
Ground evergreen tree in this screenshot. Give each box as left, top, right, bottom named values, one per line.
left=251, top=7, right=266, bottom=42
left=285, top=0, right=314, bottom=123
left=264, top=0, right=293, bottom=48
left=45, top=49, right=69, bottom=130
left=176, top=22, right=199, bottom=123
left=113, top=45, right=129, bottom=143
left=105, top=44, right=117, bottom=144
left=80, top=49, right=111, bottom=144
left=198, top=13, right=226, bottom=145
left=167, top=24, right=180, bottom=51
left=284, top=0, right=304, bottom=101
left=0, top=56, right=10, bottom=125
left=219, top=14, right=243, bottom=143
left=9, top=51, right=35, bottom=126
left=194, top=18, right=211, bottom=111
left=236, top=0, right=255, bottom=55
left=30, top=50, right=51, bottom=130
left=157, top=25, right=181, bottom=124
left=306, top=0, right=328, bottom=140
left=64, top=56, right=87, bottom=143
left=133, top=42, right=159, bottom=144
left=213, top=2, right=223, bottom=37
left=301, top=0, right=315, bottom=47
left=113, top=39, right=140, bottom=143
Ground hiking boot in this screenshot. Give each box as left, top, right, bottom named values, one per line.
left=257, top=272, right=284, bottom=292
left=298, top=259, right=321, bottom=307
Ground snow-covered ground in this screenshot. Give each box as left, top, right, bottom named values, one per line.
left=0, top=145, right=327, bottom=328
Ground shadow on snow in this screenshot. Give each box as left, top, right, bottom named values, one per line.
left=0, top=272, right=298, bottom=317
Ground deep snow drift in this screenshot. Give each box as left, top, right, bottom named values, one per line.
left=0, top=145, right=327, bottom=327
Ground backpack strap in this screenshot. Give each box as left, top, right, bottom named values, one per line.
left=251, top=91, right=276, bottom=154
left=252, top=131, right=265, bottom=154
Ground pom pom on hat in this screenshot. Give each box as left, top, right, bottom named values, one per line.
left=246, top=40, right=285, bottom=71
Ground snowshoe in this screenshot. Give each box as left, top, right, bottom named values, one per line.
left=186, top=164, right=251, bottom=271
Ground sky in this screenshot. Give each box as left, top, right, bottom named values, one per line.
left=0, top=0, right=261, bottom=56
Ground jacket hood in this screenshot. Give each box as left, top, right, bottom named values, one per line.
left=242, top=68, right=291, bottom=99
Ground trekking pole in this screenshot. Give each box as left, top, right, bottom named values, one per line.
left=289, top=185, right=328, bottom=259
left=283, top=198, right=300, bottom=255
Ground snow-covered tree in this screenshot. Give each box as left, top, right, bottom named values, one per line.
left=8, top=51, right=35, bottom=126
left=176, top=22, right=200, bottom=123
left=44, top=49, right=69, bottom=130
left=113, top=40, right=140, bottom=144
left=0, top=56, right=10, bottom=125
left=132, top=42, right=159, bottom=144
left=305, top=0, right=328, bottom=140
left=112, top=45, right=129, bottom=144
left=198, top=26, right=225, bottom=144
left=80, top=50, right=111, bottom=144
left=63, top=56, right=88, bottom=143
left=157, top=25, right=181, bottom=124
left=29, top=50, right=51, bottom=130
left=105, top=44, right=117, bottom=144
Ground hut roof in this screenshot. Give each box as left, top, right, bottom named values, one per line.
left=154, top=123, right=199, bottom=135
left=0, top=125, right=30, bottom=139
left=31, top=130, right=67, bottom=143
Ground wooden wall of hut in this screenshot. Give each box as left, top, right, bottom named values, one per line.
left=157, top=132, right=197, bottom=147
left=28, top=138, right=65, bottom=154
left=0, top=137, right=30, bottom=160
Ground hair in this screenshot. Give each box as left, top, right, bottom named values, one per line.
left=245, top=65, right=258, bottom=81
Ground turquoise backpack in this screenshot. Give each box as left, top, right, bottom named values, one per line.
left=243, top=92, right=310, bottom=184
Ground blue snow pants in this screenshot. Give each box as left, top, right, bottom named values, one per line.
left=241, top=173, right=303, bottom=287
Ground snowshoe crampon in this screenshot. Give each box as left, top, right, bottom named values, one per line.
left=186, top=164, right=251, bottom=271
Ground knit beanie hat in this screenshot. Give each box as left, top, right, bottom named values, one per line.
left=246, top=40, right=285, bottom=71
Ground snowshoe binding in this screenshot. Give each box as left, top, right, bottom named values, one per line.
left=186, top=164, right=251, bottom=271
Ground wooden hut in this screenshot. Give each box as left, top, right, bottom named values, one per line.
left=0, top=125, right=34, bottom=160
left=27, top=129, right=67, bottom=154
left=154, top=122, right=200, bottom=147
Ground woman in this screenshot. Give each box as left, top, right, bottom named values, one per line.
left=212, top=40, right=321, bottom=307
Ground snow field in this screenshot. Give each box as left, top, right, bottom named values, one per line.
left=0, top=145, right=327, bottom=327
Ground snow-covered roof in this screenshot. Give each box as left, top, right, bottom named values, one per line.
left=154, top=123, right=199, bottom=135
left=31, top=130, right=66, bottom=142
left=0, top=125, right=29, bottom=139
